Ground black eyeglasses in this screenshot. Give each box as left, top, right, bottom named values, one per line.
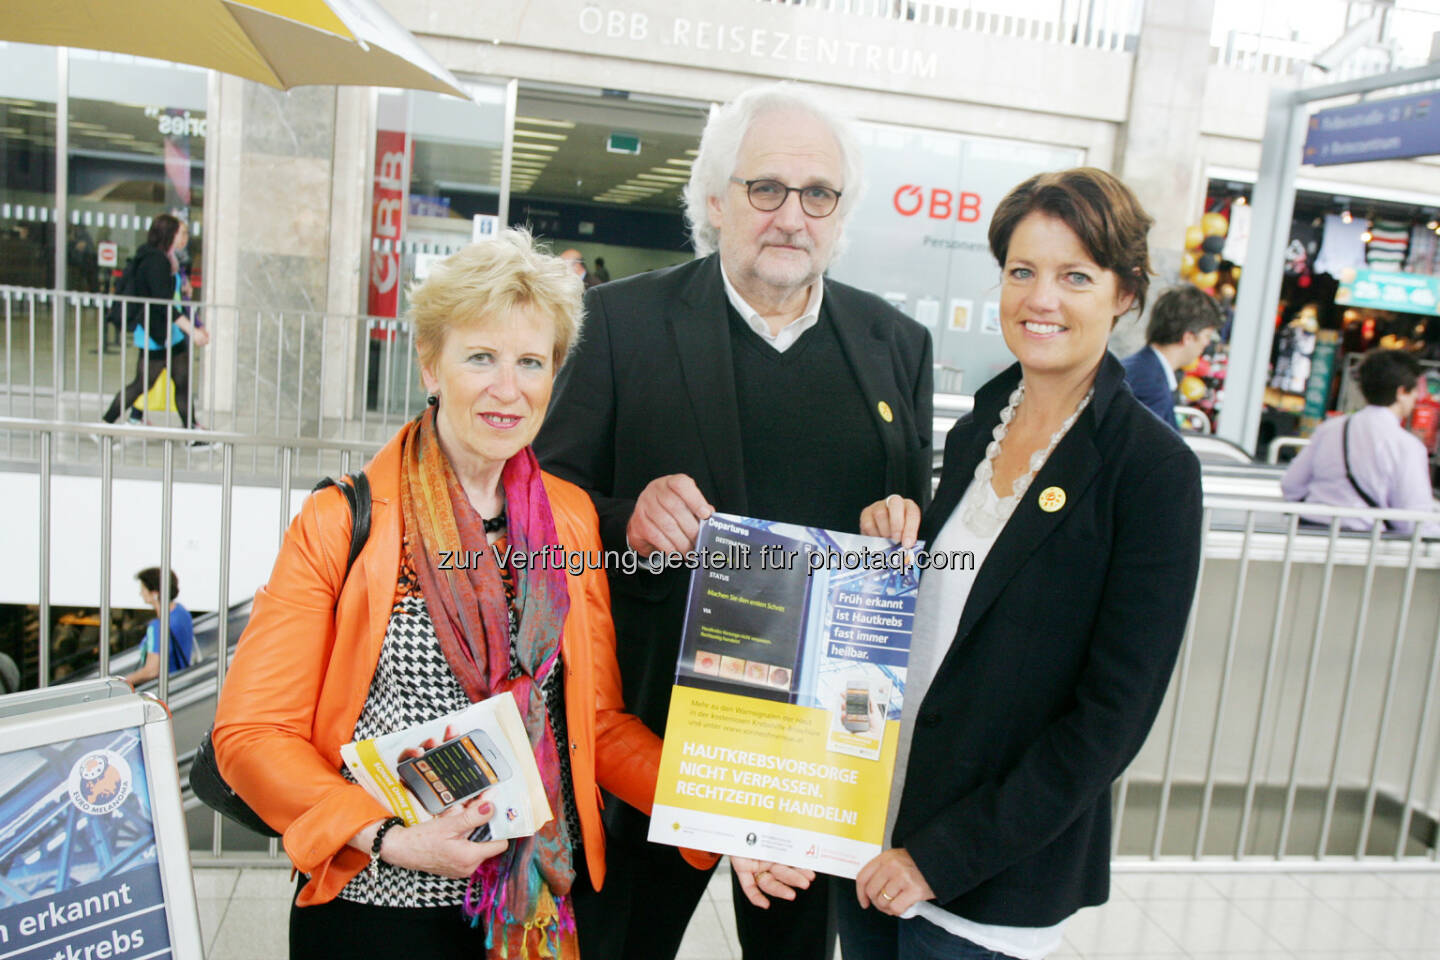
left=729, top=177, right=842, bottom=218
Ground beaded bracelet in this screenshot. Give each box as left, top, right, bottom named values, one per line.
left=371, top=816, right=404, bottom=858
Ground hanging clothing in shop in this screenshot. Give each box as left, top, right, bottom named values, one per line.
left=1221, top=203, right=1252, bottom=265
left=1269, top=322, right=1317, bottom=395
left=1285, top=218, right=1320, bottom=277
left=1313, top=213, right=1370, bottom=277
left=1405, top=225, right=1439, bottom=275
left=1366, top=219, right=1409, bottom=272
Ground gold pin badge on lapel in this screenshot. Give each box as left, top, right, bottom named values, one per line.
left=877, top=401, right=894, bottom=423
left=1038, top=486, right=1066, bottom=512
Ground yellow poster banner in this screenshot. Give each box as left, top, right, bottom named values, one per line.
left=651, top=683, right=899, bottom=877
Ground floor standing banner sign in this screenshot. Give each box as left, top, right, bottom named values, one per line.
left=648, top=514, right=921, bottom=878
left=0, top=693, right=203, bottom=959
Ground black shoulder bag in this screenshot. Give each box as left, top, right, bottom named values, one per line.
left=103, top=255, right=138, bottom=333
left=188, top=472, right=372, bottom=837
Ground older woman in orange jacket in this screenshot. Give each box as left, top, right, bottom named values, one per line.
left=213, top=230, right=705, bottom=959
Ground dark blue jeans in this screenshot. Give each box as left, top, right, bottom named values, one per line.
left=833, top=879, right=1020, bottom=960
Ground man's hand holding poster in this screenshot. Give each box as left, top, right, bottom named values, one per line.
left=648, top=513, right=920, bottom=878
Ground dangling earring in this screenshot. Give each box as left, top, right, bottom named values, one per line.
left=427, top=393, right=438, bottom=406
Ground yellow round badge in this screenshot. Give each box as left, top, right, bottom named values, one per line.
left=1037, top=486, right=1066, bottom=512
left=877, top=401, right=894, bottom=423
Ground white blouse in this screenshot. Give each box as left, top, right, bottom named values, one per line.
left=886, top=477, right=1068, bottom=960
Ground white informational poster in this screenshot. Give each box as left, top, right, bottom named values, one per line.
left=0, top=693, right=203, bottom=959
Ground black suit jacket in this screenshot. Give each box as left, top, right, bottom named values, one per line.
left=897, top=352, right=1201, bottom=926
left=535, top=254, right=933, bottom=737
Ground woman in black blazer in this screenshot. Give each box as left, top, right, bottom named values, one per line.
left=844, top=168, right=1202, bottom=960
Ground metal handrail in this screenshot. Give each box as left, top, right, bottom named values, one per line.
left=1200, top=492, right=1440, bottom=526
left=1267, top=436, right=1310, bottom=465
left=755, top=0, right=1141, bottom=51
left=0, top=283, right=422, bottom=451
left=1175, top=406, right=1212, bottom=433
left=0, top=415, right=384, bottom=454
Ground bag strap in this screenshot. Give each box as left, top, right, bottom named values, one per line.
left=312, top=471, right=372, bottom=577
left=1342, top=415, right=1380, bottom=509
left=116, top=253, right=139, bottom=296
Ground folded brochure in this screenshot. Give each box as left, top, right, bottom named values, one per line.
left=341, top=691, right=551, bottom=841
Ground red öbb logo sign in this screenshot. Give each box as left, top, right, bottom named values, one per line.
left=893, top=185, right=982, bottom=222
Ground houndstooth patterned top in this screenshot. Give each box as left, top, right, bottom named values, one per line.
left=336, top=534, right=580, bottom=907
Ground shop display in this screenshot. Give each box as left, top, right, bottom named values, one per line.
left=1366, top=219, right=1409, bottom=271
left=1315, top=212, right=1370, bottom=276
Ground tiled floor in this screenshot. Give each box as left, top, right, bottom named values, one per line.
left=194, top=863, right=1440, bottom=959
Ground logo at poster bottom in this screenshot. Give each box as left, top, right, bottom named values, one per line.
left=68, top=749, right=132, bottom=815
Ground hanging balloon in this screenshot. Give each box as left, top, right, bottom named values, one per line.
left=1180, top=375, right=1208, bottom=402
left=1202, top=212, right=1229, bottom=237
left=1197, top=253, right=1220, bottom=273
left=1194, top=270, right=1219, bottom=289
left=1185, top=225, right=1205, bottom=251
left=1181, top=251, right=1197, bottom=278
left=1201, top=234, right=1226, bottom=255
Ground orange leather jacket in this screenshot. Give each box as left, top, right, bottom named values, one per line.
left=213, top=422, right=698, bottom=905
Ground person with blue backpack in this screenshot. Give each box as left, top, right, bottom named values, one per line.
left=123, top=566, right=195, bottom=688
left=101, top=214, right=210, bottom=429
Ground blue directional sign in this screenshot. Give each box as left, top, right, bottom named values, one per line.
left=1303, top=91, right=1440, bottom=166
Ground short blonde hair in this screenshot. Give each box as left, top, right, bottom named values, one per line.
left=408, top=228, right=583, bottom=371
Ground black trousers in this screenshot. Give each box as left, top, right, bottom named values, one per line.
left=103, top=341, right=192, bottom=426
left=572, top=805, right=836, bottom=960
left=289, top=876, right=486, bottom=959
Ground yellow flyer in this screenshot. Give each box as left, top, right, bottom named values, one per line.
left=648, top=514, right=919, bottom=878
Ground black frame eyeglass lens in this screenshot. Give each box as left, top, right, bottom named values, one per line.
left=732, top=177, right=841, bottom=218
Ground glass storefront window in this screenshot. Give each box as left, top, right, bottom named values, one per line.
left=0, top=42, right=59, bottom=289
left=829, top=122, right=1083, bottom=392
left=366, top=82, right=508, bottom=415
left=68, top=51, right=207, bottom=297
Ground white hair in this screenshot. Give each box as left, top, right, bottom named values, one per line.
left=683, top=82, right=865, bottom=257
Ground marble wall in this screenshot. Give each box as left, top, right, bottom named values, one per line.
left=205, top=79, right=371, bottom=435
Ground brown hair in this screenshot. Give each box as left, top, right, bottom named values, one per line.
left=136, top=566, right=179, bottom=599
left=1147, top=285, right=1223, bottom=346
left=147, top=214, right=182, bottom=253
left=988, top=167, right=1154, bottom=318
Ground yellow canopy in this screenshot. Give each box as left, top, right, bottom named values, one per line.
left=4, top=0, right=466, bottom=97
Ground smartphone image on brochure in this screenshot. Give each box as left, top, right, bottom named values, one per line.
left=397, top=729, right=513, bottom=815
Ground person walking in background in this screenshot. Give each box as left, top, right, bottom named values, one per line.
left=1282, top=348, right=1440, bottom=536
left=589, top=256, right=611, bottom=284
left=123, top=566, right=195, bottom=688
left=536, top=81, right=933, bottom=960
left=1120, top=285, right=1222, bottom=429
left=101, top=215, right=210, bottom=430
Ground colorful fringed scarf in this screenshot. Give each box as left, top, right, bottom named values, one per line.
left=399, top=407, right=578, bottom=960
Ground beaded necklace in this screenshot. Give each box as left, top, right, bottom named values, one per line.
left=960, top=380, right=1093, bottom=537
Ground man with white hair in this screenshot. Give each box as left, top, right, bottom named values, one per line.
left=536, top=82, right=932, bottom=960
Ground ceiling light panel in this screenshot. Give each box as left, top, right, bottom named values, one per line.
left=516, top=116, right=575, bottom=129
